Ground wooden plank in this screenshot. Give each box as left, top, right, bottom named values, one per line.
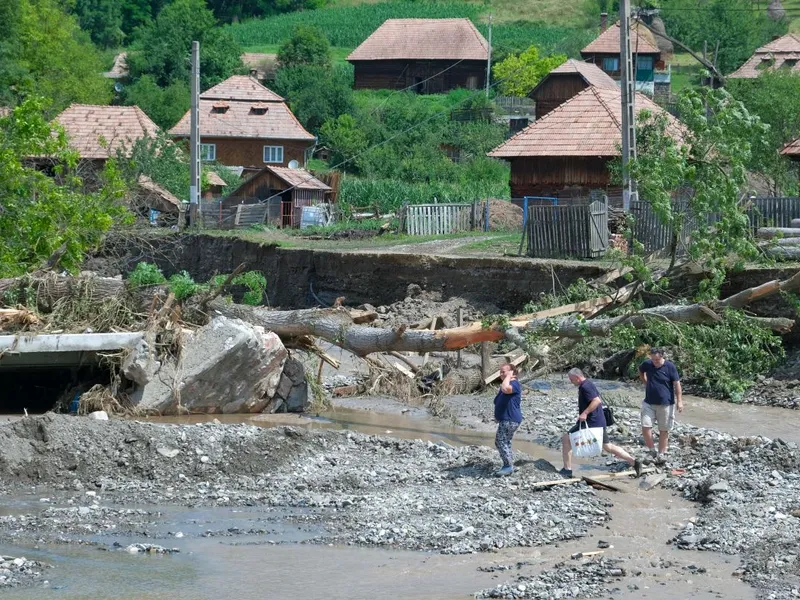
left=483, top=354, right=530, bottom=385
left=389, top=351, right=419, bottom=373
left=571, top=550, right=605, bottom=559
left=530, top=467, right=654, bottom=489
left=393, top=362, right=415, bottom=378
left=582, top=476, right=624, bottom=492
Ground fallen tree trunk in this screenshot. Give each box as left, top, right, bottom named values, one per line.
left=757, top=227, right=800, bottom=240
left=0, top=273, right=127, bottom=312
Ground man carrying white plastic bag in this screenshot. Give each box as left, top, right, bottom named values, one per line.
left=559, top=368, right=643, bottom=479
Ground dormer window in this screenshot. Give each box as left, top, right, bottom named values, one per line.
left=757, top=55, right=775, bottom=70
left=250, top=102, right=269, bottom=115
left=782, top=58, right=798, bottom=69
left=211, top=101, right=229, bottom=114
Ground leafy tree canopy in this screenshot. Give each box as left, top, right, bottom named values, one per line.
left=127, top=0, right=243, bottom=90
left=274, top=64, right=353, bottom=132
left=492, top=46, right=566, bottom=97
left=661, top=0, right=786, bottom=76
left=618, top=88, right=774, bottom=298
left=123, top=75, right=191, bottom=130
left=277, top=25, right=331, bottom=69
left=0, top=99, right=129, bottom=277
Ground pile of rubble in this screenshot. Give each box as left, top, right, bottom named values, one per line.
left=367, top=284, right=495, bottom=329
left=0, top=556, right=49, bottom=589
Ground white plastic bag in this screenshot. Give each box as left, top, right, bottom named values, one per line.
left=570, top=421, right=604, bottom=459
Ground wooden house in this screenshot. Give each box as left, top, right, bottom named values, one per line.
left=580, top=23, right=664, bottom=95
left=226, top=165, right=331, bottom=228
left=729, top=33, right=800, bottom=78
left=529, top=59, right=617, bottom=119
left=169, top=76, right=316, bottom=175
left=488, top=86, right=683, bottom=200
left=347, top=19, right=489, bottom=93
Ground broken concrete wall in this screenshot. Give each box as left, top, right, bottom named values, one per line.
left=126, top=316, right=298, bottom=414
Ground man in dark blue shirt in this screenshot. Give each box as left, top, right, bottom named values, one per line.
left=560, top=368, right=642, bottom=478
left=639, top=347, right=683, bottom=461
left=493, top=363, right=522, bottom=476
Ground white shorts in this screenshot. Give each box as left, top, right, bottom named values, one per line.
left=641, top=401, right=675, bottom=432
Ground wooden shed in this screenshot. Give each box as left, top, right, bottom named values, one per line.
left=226, top=166, right=331, bottom=228
left=529, top=59, right=618, bottom=120
left=347, top=19, right=489, bottom=93
left=489, top=86, right=683, bottom=201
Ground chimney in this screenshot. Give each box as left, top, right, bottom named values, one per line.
left=600, top=12, right=608, bottom=32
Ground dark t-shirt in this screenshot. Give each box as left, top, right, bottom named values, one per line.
left=639, top=359, right=680, bottom=405
left=494, top=380, right=523, bottom=423
left=578, top=379, right=606, bottom=428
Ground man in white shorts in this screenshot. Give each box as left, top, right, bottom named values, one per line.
left=638, top=348, right=683, bottom=462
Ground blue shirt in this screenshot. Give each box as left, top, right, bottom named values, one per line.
left=494, top=380, right=522, bottom=423
left=578, top=379, right=606, bottom=428
left=639, top=359, right=680, bottom=405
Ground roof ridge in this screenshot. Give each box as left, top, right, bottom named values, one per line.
left=593, top=87, right=622, bottom=130
left=465, top=18, right=489, bottom=51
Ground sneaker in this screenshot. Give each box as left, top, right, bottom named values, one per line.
left=633, top=458, right=643, bottom=477
left=559, top=468, right=573, bottom=479
left=655, top=453, right=667, bottom=465
left=495, top=466, right=513, bottom=477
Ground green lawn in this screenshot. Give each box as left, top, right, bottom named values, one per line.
left=241, top=44, right=353, bottom=65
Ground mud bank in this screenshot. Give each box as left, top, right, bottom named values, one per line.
left=104, top=233, right=607, bottom=311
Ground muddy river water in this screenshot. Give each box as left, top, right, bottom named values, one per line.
left=2, top=393, right=797, bottom=599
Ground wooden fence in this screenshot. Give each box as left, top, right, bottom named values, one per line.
left=402, top=202, right=477, bottom=236
left=199, top=202, right=269, bottom=230
left=526, top=200, right=608, bottom=259
left=747, top=197, right=800, bottom=230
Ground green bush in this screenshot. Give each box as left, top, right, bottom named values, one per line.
left=127, top=262, right=167, bottom=287
left=168, top=271, right=206, bottom=300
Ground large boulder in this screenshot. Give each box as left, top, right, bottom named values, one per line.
left=264, top=357, right=309, bottom=413
left=132, top=317, right=288, bottom=414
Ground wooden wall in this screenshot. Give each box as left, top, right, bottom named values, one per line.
left=174, top=137, right=312, bottom=171
left=352, top=60, right=486, bottom=93
left=530, top=74, right=590, bottom=119
left=508, top=156, right=614, bottom=198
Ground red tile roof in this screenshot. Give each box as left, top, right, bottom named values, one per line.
left=348, top=18, right=489, bottom=62
left=264, top=166, right=331, bottom=190
left=729, top=34, right=800, bottom=78
left=201, top=76, right=284, bottom=102
left=489, top=86, right=682, bottom=158
left=581, top=22, right=660, bottom=55
left=534, top=59, right=618, bottom=93
left=781, top=137, right=800, bottom=157
left=205, top=171, right=228, bottom=187
left=170, top=75, right=313, bottom=141
left=56, top=104, right=160, bottom=160
left=138, top=174, right=181, bottom=210
left=169, top=98, right=314, bottom=141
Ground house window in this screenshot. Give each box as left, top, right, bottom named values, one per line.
left=636, top=56, right=654, bottom=71
left=200, top=143, right=216, bottom=162
left=602, top=57, right=620, bottom=72
left=263, top=145, right=284, bottom=164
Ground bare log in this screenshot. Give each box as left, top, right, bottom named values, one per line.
left=0, top=273, right=127, bottom=312
left=758, top=227, right=800, bottom=240
left=718, top=270, right=800, bottom=309
left=766, top=247, right=800, bottom=260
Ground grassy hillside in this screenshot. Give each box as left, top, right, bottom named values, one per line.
left=226, top=1, right=598, bottom=59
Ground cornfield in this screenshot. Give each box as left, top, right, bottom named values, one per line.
left=226, top=1, right=593, bottom=58
left=227, top=2, right=482, bottom=48
left=337, top=175, right=509, bottom=215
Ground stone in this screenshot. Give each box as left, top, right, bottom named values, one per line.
left=709, top=481, right=730, bottom=493
left=267, top=357, right=308, bottom=413
left=88, top=411, right=109, bottom=421
left=121, top=339, right=160, bottom=386
left=133, top=317, right=288, bottom=414
left=640, top=473, right=667, bottom=491
left=157, top=447, right=180, bottom=459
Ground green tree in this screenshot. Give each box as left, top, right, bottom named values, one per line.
left=274, top=64, right=353, bottom=132
left=277, top=25, right=331, bottom=69
left=123, top=75, right=191, bottom=130
left=127, top=0, right=242, bottom=89
left=661, top=0, right=786, bottom=75
left=319, top=114, right=368, bottom=168
left=727, top=71, right=800, bottom=194
left=73, top=0, right=125, bottom=48
left=13, top=0, right=112, bottom=112
left=619, top=88, right=773, bottom=296
left=492, top=46, right=566, bottom=97
left=0, top=99, right=129, bottom=277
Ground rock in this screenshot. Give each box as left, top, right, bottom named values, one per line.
left=768, top=0, right=787, bottom=21
left=121, top=339, right=160, bottom=386
left=640, top=473, right=667, bottom=491
left=88, top=411, right=109, bottom=421
left=133, top=317, right=288, bottom=414
left=156, top=447, right=180, bottom=459
left=266, top=357, right=308, bottom=413
left=709, top=481, right=730, bottom=493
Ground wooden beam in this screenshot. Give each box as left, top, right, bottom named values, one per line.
left=530, top=468, right=654, bottom=489
left=393, top=361, right=415, bottom=378
left=388, top=351, right=419, bottom=373
left=583, top=476, right=624, bottom=492
left=483, top=353, right=530, bottom=385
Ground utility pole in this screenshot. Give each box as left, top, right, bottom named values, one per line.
left=189, top=40, right=201, bottom=226
left=485, top=15, right=492, bottom=97
left=619, top=0, right=638, bottom=212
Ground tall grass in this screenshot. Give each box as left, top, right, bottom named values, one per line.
left=337, top=175, right=509, bottom=215
left=227, top=2, right=593, bottom=57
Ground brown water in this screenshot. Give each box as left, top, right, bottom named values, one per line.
left=0, top=398, right=778, bottom=599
